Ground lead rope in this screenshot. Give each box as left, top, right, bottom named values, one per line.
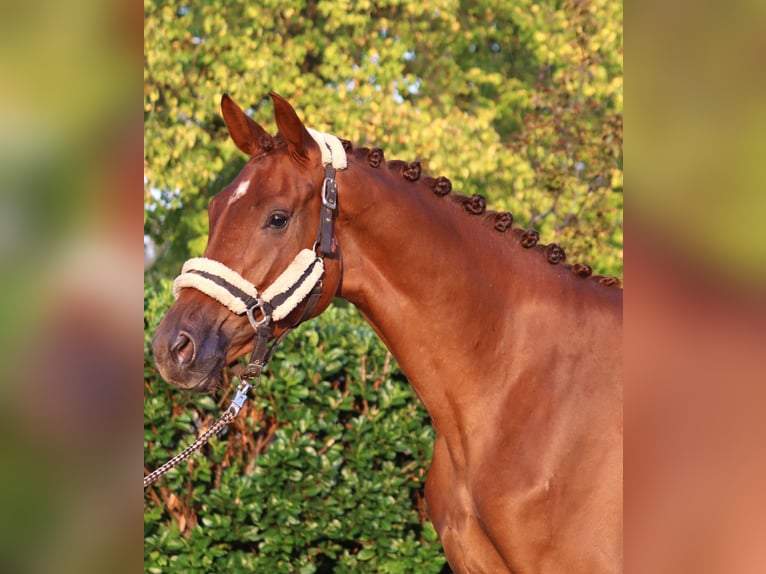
left=144, top=320, right=274, bottom=488
left=143, top=381, right=250, bottom=488
left=144, top=266, right=326, bottom=488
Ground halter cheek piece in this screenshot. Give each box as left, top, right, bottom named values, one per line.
left=172, top=128, right=347, bottom=381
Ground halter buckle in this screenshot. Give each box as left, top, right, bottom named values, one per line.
left=246, top=300, right=272, bottom=331
left=322, top=177, right=338, bottom=210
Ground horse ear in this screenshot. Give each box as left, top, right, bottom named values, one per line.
left=270, top=92, right=316, bottom=162
left=221, top=94, right=270, bottom=157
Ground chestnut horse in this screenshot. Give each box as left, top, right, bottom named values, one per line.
left=152, top=93, right=623, bottom=573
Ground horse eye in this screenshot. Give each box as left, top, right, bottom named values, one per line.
left=268, top=213, right=289, bottom=229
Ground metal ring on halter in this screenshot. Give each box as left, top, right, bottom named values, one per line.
left=322, top=177, right=338, bottom=209
left=246, top=300, right=271, bottom=331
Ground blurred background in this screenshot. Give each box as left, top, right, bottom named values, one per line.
left=0, top=0, right=142, bottom=572
left=628, top=1, right=766, bottom=572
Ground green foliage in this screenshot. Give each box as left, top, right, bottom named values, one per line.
left=145, top=0, right=623, bottom=280
left=145, top=285, right=444, bottom=571
left=145, top=0, right=622, bottom=569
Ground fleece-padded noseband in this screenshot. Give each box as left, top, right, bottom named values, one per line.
left=173, top=249, right=324, bottom=322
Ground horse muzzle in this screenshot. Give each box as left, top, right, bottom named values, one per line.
left=151, top=308, right=230, bottom=392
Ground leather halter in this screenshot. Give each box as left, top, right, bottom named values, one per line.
left=144, top=130, right=346, bottom=488
left=239, top=162, right=341, bottom=379
left=172, top=129, right=345, bottom=380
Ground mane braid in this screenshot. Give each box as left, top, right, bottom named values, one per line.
left=340, top=138, right=621, bottom=288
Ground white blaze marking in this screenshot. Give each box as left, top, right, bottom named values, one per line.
left=228, top=179, right=250, bottom=205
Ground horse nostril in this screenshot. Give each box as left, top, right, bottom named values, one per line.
left=170, top=331, right=195, bottom=367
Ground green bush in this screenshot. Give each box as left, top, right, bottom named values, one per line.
left=144, top=281, right=446, bottom=572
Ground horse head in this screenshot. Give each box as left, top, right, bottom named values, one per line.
left=152, top=93, right=341, bottom=391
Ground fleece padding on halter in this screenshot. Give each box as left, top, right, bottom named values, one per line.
left=172, top=249, right=324, bottom=321
left=306, top=128, right=347, bottom=170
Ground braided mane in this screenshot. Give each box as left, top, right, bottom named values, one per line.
left=342, top=139, right=621, bottom=288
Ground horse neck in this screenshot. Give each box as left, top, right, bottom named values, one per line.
left=333, top=159, right=570, bottom=429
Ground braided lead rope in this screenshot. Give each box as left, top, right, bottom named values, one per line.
left=143, top=380, right=253, bottom=488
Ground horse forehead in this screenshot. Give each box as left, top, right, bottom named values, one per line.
left=227, top=178, right=251, bottom=205
left=222, top=160, right=264, bottom=206
left=225, top=156, right=310, bottom=203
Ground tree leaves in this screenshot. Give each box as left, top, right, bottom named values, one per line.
left=145, top=0, right=622, bottom=280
